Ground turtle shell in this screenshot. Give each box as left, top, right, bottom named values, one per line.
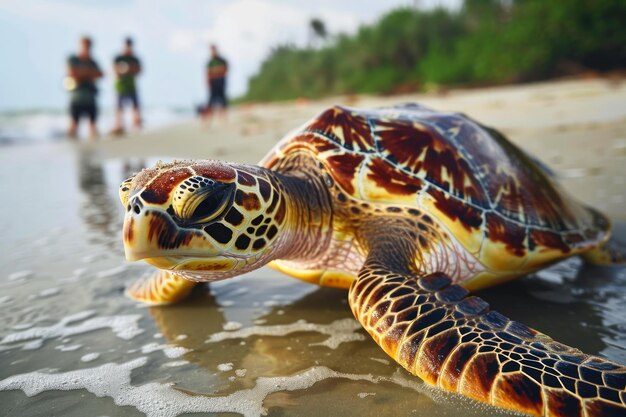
left=261, top=104, right=610, bottom=273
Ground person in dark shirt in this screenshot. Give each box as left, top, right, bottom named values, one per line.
left=66, top=36, right=103, bottom=140
left=204, top=44, right=228, bottom=122
left=112, top=37, right=142, bottom=135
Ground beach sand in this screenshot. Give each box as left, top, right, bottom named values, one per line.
left=0, top=78, right=625, bottom=417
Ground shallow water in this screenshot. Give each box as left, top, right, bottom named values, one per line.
left=0, top=143, right=625, bottom=417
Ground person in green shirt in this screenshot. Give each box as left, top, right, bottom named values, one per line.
left=203, top=44, right=228, bottom=123
left=66, top=36, right=103, bottom=140
left=111, top=37, right=142, bottom=135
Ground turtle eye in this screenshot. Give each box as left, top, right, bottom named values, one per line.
left=189, top=184, right=233, bottom=223
left=173, top=177, right=234, bottom=225
left=119, top=176, right=135, bottom=206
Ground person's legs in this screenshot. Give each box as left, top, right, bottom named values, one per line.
left=206, top=90, right=216, bottom=118
left=202, top=91, right=215, bottom=126
left=130, top=91, right=142, bottom=129
left=221, top=84, right=228, bottom=109
left=214, top=87, right=227, bottom=121
left=215, top=96, right=227, bottom=121
left=206, top=81, right=227, bottom=124
left=87, top=102, right=99, bottom=140
left=114, top=94, right=125, bottom=132
left=68, top=103, right=80, bottom=139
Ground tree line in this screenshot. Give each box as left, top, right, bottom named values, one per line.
left=244, top=0, right=626, bottom=101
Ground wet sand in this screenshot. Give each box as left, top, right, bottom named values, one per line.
left=0, top=78, right=625, bottom=417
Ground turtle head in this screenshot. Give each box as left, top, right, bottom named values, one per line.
left=119, top=160, right=285, bottom=281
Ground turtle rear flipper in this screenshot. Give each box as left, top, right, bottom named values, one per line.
left=126, top=270, right=196, bottom=305
left=582, top=207, right=626, bottom=265
left=583, top=237, right=626, bottom=266
left=349, top=258, right=626, bottom=416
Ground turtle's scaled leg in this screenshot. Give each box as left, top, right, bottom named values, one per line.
left=126, top=269, right=196, bottom=305
left=349, top=258, right=626, bottom=417
left=583, top=237, right=626, bottom=266
left=582, top=208, right=626, bottom=266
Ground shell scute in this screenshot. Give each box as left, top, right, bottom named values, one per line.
left=325, top=153, right=364, bottom=195
left=366, top=157, right=423, bottom=197
left=375, top=117, right=487, bottom=207
left=429, top=188, right=483, bottom=232
left=306, top=105, right=374, bottom=152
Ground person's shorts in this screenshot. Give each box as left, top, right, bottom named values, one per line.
left=117, top=91, right=140, bottom=110
left=208, top=81, right=227, bottom=109
left=70, top=101, right=97, bottom=124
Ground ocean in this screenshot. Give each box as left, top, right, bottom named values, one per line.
left=0, top=107, right=193, bottom=145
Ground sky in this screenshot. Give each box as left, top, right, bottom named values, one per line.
left=0, top=0, right=460, bottom=111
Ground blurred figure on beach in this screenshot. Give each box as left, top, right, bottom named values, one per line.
left=66, top=36, right=103, bottom=140
left=203, top=44, right=228, bottom=124
left=111, top=37, right=142, bottom=135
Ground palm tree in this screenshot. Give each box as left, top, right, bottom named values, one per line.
left=309, top=18, right=327, bottom=47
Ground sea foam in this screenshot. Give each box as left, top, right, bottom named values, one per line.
left=207, top=318, right=365, bottom=349
left=0, top=310, right=143, bottom=349
left=0, top=357, right=412, bottom=417
left=140, top=342, right=191, bottom=359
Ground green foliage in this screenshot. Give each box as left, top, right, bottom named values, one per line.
left=244, top=1, right=626, bottom=101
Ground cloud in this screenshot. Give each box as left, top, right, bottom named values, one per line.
left=167, top=30, right=202, bottom=54
left=163, top=0, right=361, bottom=95
left=2, top=0, right=452, bottom=109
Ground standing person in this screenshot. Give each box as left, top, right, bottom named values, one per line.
left=204, top=44, right=228, bottom=122
left=112, top=37, right=142, bottom=135
left=66, top=36, right=103, bottom=140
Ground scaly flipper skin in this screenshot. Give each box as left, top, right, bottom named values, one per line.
left=583, top=237, right=626, bottom=266
left=126, top=270, right=196, bottom=305
left=349, top=223, right=626, bottom=417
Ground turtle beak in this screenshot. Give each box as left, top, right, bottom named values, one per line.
left=122, top=198, right=218, bottom=262
left=123, top=216, right=141, bottom=261
left=122, top=195, right=145, bottom=261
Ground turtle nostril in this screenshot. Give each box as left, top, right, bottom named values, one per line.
left=129, top=197, right=144, bottom=215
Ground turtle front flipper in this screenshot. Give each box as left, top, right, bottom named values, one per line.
left=126, top=270, right=196, bottom=305
left=349, top=258, right=626, bottom=416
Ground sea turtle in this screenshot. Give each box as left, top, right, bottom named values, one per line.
left=119, top=104, right=626, bottom=417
